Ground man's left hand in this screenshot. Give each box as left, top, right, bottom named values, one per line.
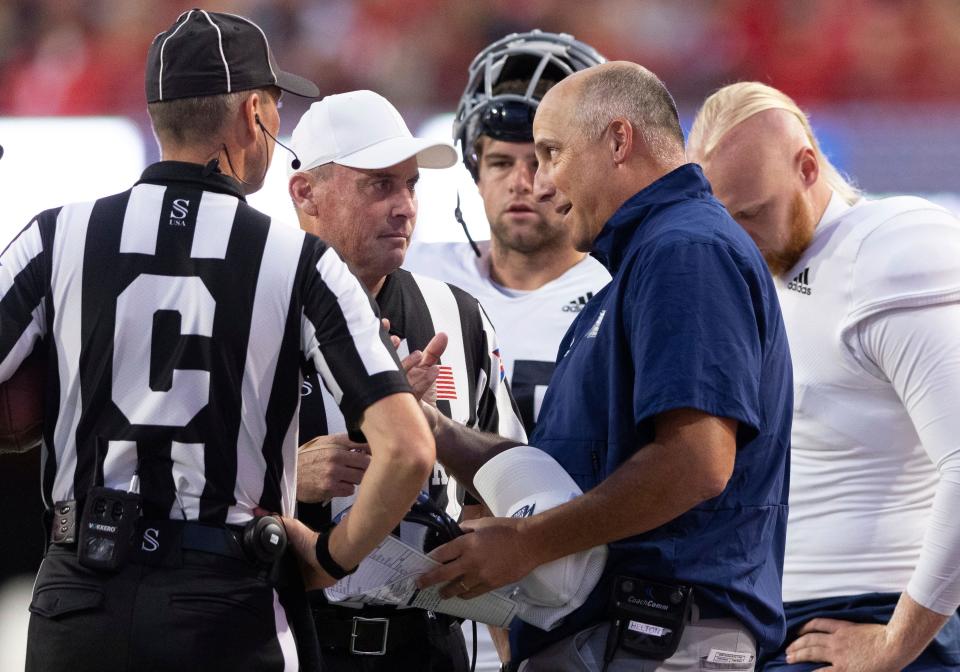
left=399, top=331, right=447, bottom=403
left=786, top=619, right=910, bottom=672
left=416, top=517, right=540, bottom=599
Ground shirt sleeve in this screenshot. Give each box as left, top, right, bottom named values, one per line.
left=624, top=239, right=763, bottom=437
left=844, top=206, right=960, bottom=329
left=300, top=243, right=410, bottom=429
left=856, top=303, right=960, bottom=615
left=0, top=219, right=48, bottom=382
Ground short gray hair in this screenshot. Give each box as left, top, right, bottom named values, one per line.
left=575, top=64, right=684, bottom=161
left=148, top=89, right=269, bottom=148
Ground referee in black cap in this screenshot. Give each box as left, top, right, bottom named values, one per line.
left=1, top=9, right=435, bottom=671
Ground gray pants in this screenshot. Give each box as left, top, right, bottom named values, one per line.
left=519, top=614, right=756, bottom=672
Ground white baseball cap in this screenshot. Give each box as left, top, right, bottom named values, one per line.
left=472, top=445, right=608, bottom=631
left=289, top=90, right=457, bottom=174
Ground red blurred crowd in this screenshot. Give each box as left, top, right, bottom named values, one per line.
left=1, top=0, right=959, bottom=122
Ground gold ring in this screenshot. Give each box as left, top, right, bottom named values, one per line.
left=457, top=580, right=468, bottom=592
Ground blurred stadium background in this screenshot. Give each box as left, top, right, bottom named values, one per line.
left=2, top=0, right=959, bottom=665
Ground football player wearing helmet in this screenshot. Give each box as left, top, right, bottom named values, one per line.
left=403, top=32, right=611, bottom=670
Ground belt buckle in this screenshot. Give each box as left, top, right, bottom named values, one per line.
left=350, top=616, right=389, bottom=656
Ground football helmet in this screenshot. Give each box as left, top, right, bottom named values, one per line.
left=453, top=30, right=606, bottom=180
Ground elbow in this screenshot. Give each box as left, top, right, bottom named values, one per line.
left=380, top=428, right=435, bottom=482
left=698, top=473, right=731, bottom=502
left=694, top=461, right=734, bottom=503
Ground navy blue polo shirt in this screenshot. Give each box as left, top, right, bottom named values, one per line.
left=511, top=164, right=793, bottom=662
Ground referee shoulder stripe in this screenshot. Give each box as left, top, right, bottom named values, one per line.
left=191, top=191, right=238, bottom=259
left=50, top=199, right=95, bottom=504
left=231, top=221, right=304, bottom=523
left=0, top=219, right=46, bottom=378
left=119, top=183, right=165, bottom=255
left=410, top=272, right=471, bottom=419
left=0, top=218, right=43, bottom=297
left=315, top=247, right=396, bottom=376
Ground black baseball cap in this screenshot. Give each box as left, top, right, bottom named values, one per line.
left=145, top=9, right=319, bottom=103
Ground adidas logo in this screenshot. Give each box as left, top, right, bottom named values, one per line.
left=562, top=292, right=594, bottom=313
left=787, top=267, right=813, bottom=296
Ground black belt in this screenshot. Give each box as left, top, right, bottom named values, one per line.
left=49, top=500, right=254, bottom=565
left=179, top=521, right=247, bottom=560
left=311, top=603, right=458, bottom=656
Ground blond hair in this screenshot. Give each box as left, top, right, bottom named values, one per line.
left=689, top=82, right=860, bottom=205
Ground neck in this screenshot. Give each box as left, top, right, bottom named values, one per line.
left=350, top=263, right=387, bottom=295
left=487, top=238, right=585, bottom=291
left=161, top=145, right=219, bottom=166
left=810, top=180, right=834, bottom=225
left=161, top=142, right=256, bottom=189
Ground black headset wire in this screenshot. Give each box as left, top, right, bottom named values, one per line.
left=455, top=192, right=483, bottom=258
left=215, top=115, right=302, bottom=188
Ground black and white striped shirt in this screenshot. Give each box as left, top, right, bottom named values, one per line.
left=0, top=161, right=409, bottom=525
left=298, top=268, right=525, bottom=527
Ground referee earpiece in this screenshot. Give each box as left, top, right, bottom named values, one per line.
left=255, top=113, right=302, bottom=170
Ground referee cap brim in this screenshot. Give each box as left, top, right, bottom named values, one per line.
left=289, top=90, right=457, bottom=175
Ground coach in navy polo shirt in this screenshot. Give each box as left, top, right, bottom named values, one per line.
left=418, top=61, right=792, bottom=672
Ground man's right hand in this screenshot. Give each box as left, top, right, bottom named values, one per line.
left=297, top=433, right=370, bottom=502
left=283, top=519, right=338, bottom=591
left=253, top=508, right=337, bottom=590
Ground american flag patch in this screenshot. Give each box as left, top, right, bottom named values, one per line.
left=492, top=348, right=506, bottom=382
left=436, top=365, right=458, bottom=400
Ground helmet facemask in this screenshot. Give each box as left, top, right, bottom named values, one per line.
left=453, top=30, right=607, bottom=180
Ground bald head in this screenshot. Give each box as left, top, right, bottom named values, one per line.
left=532, top=61, right=688, bottom=252
left=554, top=62, right=685, bottom=164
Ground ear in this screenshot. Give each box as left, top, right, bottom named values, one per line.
left=289, top=173, right=319, bottom=218
left=241, top=91, right=261, bottom=142
left=607, top=117, right=633, bottom=166
left=796, top=146, right=819, bottom=189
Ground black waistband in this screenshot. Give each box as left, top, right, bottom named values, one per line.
left=311, top=603, right=458, bottom=655
left=48, top=500, right=257, bottom=567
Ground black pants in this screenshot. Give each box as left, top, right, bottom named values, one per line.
left=26, top=546, right=294, bottom=672
left=313, top=602, right=470, bottom=672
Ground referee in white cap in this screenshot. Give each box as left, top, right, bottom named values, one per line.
left=287, top=90, right=526, bottom=671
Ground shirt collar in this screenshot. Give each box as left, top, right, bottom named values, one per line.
left=592, top=163, right=712, bottom=273
left=137, top=161, right=247, bottom=200
left=817, top=189, right=853, bottom=229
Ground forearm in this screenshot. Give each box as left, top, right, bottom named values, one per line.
left=329, top=447, right=428, bottom=567
left=883, top=593, right=949, bottom=668
left=432, top=411, right=521, bottom=498
left=329, top=394, right=434, bottom=568
left=522, top=437, right=727, bottom=566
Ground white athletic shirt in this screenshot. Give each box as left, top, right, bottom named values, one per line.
left=404, top=240, right=611, bottom=433
left=779, top=191, right=960, bottom=614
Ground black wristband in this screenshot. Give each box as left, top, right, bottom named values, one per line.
left=314, top=529, right=358, bottom=580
